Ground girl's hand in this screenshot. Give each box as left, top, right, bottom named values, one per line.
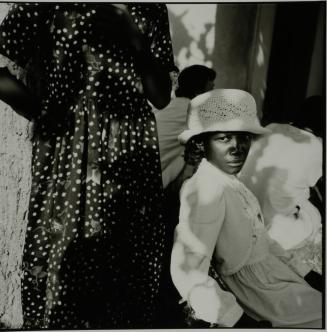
left=188, top=284, right=220, bottom=324
left=184, top=139, right=204, bottom=167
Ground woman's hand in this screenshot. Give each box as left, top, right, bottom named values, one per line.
left=92, top=4, right=145, bottom=53
left=92, top=4, right=172, bottom=109
left=304, top=270, right=323, bottom=292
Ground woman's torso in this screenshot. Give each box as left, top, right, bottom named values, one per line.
left=34, top=4, right=159, bottom=112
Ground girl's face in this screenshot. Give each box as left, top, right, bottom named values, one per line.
left=204, top=132, right=253, bottom=175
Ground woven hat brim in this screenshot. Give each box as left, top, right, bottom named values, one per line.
left=179, top=122, right=270, bottom=144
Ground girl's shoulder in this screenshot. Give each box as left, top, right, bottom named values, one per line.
left=181, top=164, right=226, bottom=206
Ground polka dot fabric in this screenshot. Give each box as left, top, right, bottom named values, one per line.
left=0, top=3, right=175, bottom=329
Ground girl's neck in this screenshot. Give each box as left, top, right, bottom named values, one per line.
left=204, top=159, right=238, bottom=180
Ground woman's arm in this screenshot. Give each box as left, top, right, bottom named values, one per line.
left=131, top=36, right=172, bottom=110
left=0, top=67, right=40, bottom=121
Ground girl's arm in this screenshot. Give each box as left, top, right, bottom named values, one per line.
left=170, top=180, right=243, bottom=326
left=0, top=67, right=40, bottom=121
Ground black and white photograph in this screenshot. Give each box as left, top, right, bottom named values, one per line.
left=0, top=1, right=324, bottom=330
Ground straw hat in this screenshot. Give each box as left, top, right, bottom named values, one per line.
left=179, top=89, right=270, bottom=143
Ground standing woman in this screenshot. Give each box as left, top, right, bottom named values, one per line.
left=0, top=3, right=174, bottom=329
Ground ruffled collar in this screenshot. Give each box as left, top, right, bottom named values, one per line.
left=199, top=158, right=239, bottom=183
left=198, top=158, right=264, bottom=226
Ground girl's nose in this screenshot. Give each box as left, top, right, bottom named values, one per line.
left=230, top=137, right=245, bottom=153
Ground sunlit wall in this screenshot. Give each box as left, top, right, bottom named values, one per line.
left=167, top=3, right=274, bottom=117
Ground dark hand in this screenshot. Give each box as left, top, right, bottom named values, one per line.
left=234, top=313, right=272, bottom=328
left=92, top=4, right=145, bottom=52
left=183, top=140, right=204, bottom=168
left=304, top=270, right=323, bottom=292
left=90, top=4, right=171, bottom=110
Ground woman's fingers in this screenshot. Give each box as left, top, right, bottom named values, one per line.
left=91, top=4, right=141, bottom=46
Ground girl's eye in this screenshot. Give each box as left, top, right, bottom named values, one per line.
left=216, top=135, right=231, bottom=142
left=243, top=134, right=253, bottom=141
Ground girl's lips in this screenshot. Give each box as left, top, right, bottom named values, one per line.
left=228, top=160, right=245, bottom=166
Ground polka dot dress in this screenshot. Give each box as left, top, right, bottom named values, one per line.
left=0, top=3, right=175, bottom=329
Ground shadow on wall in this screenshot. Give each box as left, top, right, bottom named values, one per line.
left=167, top=3, right=276, bottom=119
left=167, top=4, right=217, bottom=69
left=0, top=3, right=11, bottom=22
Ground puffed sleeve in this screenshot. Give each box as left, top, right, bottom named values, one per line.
left=148, top=4, right=176, bottom=72
left=0, top=3, right=52, bottom=69
left=170, top=178, right=243, bottom=326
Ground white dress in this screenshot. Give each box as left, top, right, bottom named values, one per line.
left=171, top=159, right=322, bottom=328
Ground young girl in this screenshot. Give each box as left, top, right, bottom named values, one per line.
left=170, top=89, right=322, bottom=328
